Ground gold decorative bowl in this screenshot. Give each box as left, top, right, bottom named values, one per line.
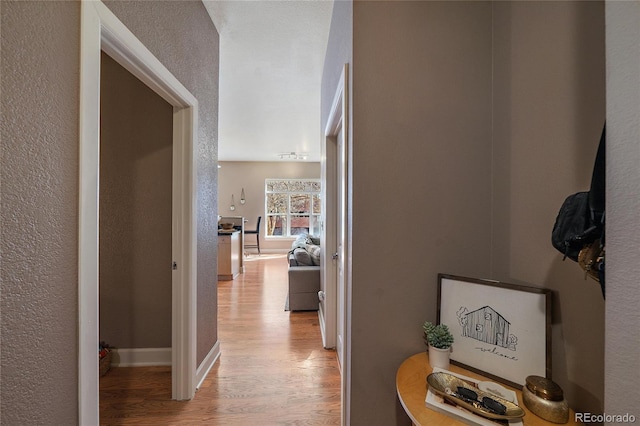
left=522, top=376, right=569, bottom=424
left=427, top=372, right=525, bottom=420
left=220, top=223, right=234, bottom=230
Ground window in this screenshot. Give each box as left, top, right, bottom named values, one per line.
left=265, top=179, right=321, bottom=237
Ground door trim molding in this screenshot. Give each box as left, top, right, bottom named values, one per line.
left=79, top=2, right=198, bottom=423
left=321, top=63, right=350, bottom=425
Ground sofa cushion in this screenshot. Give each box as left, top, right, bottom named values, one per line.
left=291, top=247, right=314, bottom=266
left=306, top=244, right=321, bottom=266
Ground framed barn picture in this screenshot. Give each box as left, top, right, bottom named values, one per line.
left=437, top=274, right=552, bottom=389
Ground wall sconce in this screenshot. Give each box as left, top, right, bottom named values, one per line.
left=230, top=194, right=236, bottom=211
left=240, top=188, right=246, bottom=204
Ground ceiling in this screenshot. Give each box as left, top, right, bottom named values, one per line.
left=203, top=1, right=334, bottom=162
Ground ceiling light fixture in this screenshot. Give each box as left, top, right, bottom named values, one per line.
left=279, top=152, right=308, bottom=160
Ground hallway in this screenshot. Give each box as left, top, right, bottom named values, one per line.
left=100, top=254, right=341, bottom=424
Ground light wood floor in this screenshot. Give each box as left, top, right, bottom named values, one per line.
left=100, top=254, right=341, bottom=425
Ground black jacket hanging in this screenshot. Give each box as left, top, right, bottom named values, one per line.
left=551, top=124, right=605, bottom=297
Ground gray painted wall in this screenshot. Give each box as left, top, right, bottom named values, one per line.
left=1, top=1, right=219, bottom=423
left=322, top=1, right=607, bottom=424
left=352, top=2, right=493, bottom=423
left=605, top=1, right=640, bottom=418
left=492, top=1, right=606, bottom=414
left=100, top=52, right=173, bottom=349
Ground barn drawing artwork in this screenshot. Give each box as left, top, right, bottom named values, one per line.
left=456, top=306, right=518, bottom=351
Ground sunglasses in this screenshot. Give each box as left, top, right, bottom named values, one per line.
left=454, top=386, right=507, bottom=415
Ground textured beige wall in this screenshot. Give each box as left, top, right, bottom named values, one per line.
left=605, top=1, right=640, bottom=414
left=1, top=2, right=81, bottom=424
left=99, top=52, right=173, bottom=349
left=218, top=161, right=321, bottom=252
left=1, top=1, right=219, bottom=423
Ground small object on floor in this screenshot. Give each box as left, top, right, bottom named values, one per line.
left=99, top=341, right=112, bottom=376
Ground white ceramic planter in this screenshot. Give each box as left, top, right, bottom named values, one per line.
left=428, top=345, right=451, bottom=370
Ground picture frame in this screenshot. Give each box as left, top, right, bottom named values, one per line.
left=437, top=274, right=552, bottom=389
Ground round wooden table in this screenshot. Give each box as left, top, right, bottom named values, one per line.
left=396, top=352, right=580, bottom=425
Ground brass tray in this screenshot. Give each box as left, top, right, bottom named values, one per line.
left=427, top=372, right=525, bottom=420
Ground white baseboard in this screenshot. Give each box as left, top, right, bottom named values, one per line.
left=244, top=248, right=289, bottom=255
left=111, top=347, right=171, bottom=367
left=196, top=340, right=221, bottom=390
left=110, top=343, right=221, bottom=389
left=318, top=307, right=328, bottom=348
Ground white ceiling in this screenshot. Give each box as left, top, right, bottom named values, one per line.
left=203, top=1, right=334, bottom=162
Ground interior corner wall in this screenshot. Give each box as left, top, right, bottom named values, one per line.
left=99, top=52, right=173, bottom=349
left=103, top=1, right=220, bottom=366
left=491, top=1, right=606, bottom=414
left=217, top=161, right=321, bottom=252
left=322, top=1, right=607, bottom=424
left=605, top=1, right=640, bottom=415
left=349, top=2, right=493, bottom=424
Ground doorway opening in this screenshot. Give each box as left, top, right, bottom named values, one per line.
left=79, top=2, right=198, bottom=423
left=99, top=50, right=173, bottom=375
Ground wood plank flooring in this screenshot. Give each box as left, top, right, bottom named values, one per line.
left=100, top=254, right=341, bottom=425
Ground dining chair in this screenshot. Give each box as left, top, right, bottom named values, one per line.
left=244, top=216, right=261, bottom=254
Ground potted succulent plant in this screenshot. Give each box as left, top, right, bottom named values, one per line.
left=423, top=321, right=454, bottom=370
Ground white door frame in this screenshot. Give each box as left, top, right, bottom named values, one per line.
left=321, top=64, right=350, bottom=424
left=79, top=2, right=198, bottom=424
